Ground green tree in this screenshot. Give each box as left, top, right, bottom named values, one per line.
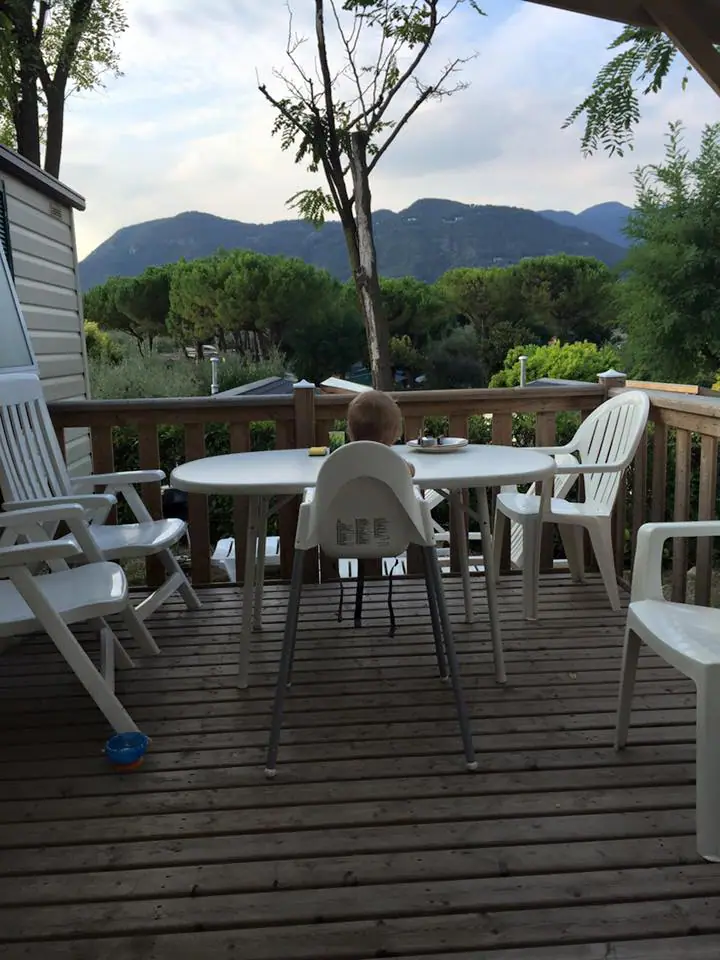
left=219, top=251, right=363, bottom=383
left=259, top=0, right=483, bottom=390
left=380, top=275, right=452, bottom=348
left=617, top=121, right=720, bottom=385
left=113, top=265, right=173, bottom=353
left=83, top=276, right=149, bottom=354
left=490, top=340, right=620, bottom=388
left=425, top=324, right=484, bottom=389
left=0, top=0, right=127, bottom=176
left=436, top=266, right=537, bottom=384
left=511, top=255, right=616, bottom=344
left=168, top=256, right=234, bottom=358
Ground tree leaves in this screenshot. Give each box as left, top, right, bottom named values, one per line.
left=0, top=0, right=127, bottom=171
left=618, top=121, right=720, bottom=384
left=564, top=25, right=687, bottom=157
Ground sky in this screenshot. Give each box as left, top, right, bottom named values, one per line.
left=61, top=0, right=720, bottom=259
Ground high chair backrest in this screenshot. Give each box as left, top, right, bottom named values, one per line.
left=0, top=373, right=72, bottom=503
left=572, top=390, right=649, bottom=508
left=296, top=441, right=431, bottom=558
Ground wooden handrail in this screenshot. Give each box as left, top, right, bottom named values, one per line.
left=49, top=381, right=720, bottom=600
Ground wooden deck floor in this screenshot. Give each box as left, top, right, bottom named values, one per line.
left=0, top=574, right=718, bottom=959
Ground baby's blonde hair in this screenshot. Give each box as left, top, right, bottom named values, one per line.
left=347, top=390, right=403, bottom=446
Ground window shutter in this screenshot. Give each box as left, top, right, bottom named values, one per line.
left=0, top=180, right=14, bottom=278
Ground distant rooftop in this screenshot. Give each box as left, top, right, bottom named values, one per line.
left=213, top=376, right=296, bottom=398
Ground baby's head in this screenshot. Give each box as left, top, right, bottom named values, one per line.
left=347, top=390, right=403, bottom=447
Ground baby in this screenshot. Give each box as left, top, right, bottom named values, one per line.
left=346, top=389, right=415, bottom=475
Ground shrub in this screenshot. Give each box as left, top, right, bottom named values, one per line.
left=89, top=353, right=200, bottom=400
left=490, top=340, right=620, bottom=388
left=84, top=321, right=123, bottom=365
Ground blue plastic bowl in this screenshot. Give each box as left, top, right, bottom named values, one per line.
left=104, top=732, right=149, bottom=769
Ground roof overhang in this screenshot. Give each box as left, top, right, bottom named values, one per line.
left=523, top=0, right=720, bottom=95
left=0, top=144, right=85, bottom=212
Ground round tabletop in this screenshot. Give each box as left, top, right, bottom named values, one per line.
left=170, top=445, right=555, bottom=496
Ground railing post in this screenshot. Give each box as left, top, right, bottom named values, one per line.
left=292, top=380, right=319, bottom=583
left=293, top=379, right=316, bottom=448
left=598, top=368, right=627, bottom=395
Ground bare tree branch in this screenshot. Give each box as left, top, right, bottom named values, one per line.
left=329, top=0, right=368, bottom=119
left=368, top=56, right=472, bottom=174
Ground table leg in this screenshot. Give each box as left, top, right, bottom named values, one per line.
left=476, top=486, right=506, bottom=684
left=238, top=494, right=260, bottom=688
left=450, top=489, right=474, bottom=624
left=253, top=496, right=269, bottom=631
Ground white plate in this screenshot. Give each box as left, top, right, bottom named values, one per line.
left=407, top=437, right=469, bottom=454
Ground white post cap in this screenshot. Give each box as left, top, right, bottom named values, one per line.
left=293, top=379, right=315, bottom=389
left=598, top=368, right=627, bottom=380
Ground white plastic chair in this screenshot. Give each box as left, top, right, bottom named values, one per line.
left=616, top=520, right=720, bottom=862
left=0, top=372, right=201, bottom=621
left=0, top=503, right=160, bottom=732
left=264, top=441, right=502, bottom=776
left=493, top=391, right=650, bottom=617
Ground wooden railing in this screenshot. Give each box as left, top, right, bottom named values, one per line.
left=49, top=383, right=607, bottom=585
left=613, top=386, right=720, bottom=606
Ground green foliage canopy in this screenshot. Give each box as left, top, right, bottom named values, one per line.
left=490, top=340, right=621, bottom=388
left=617, top=122, right=720, bottom=385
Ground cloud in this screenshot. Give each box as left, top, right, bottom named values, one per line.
left=61, top=0, right=720, bottom=259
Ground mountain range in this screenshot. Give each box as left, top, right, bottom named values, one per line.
left=79, top=198, right=633, bottom=291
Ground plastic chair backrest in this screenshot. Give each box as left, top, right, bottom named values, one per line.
left=299, top=441, right=430, bottom=558
left=573, top=390, right=650, bottom=508
left=0, top=373, right=72, bottom=503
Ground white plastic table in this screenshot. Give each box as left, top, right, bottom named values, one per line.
left=171, top=445, right=555, bottom=686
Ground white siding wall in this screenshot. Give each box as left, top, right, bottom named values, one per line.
left=2, top=173, right=91, bottom=474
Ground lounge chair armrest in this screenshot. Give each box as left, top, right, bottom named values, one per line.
left=0, top=538, right=81, bottom=571
left=553, top=462, right=621, bottom=475
left=3, top=494, right=116, bottom=516
left=0, top=503, right=89, bottom=528
left=534, top=443, right=578, bottom=456
left=72, top=470, right=165, bottom=491
left=632, top=521, right=720, bottom=603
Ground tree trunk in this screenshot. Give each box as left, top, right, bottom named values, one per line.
left=5, top=8, right=42, bottom=167
left=348, top=131, right=392, bottom=391
left=43, top=86, right=65, bottom=178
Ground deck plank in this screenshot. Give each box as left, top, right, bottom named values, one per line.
left=0, top=574, right=713, bottom=959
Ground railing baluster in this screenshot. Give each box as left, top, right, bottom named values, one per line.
left=695, top=434, right=718, bottom=607
left=138, top=423, right=163, bottom=587
left=90, top=425, right=116, bottom=524
left=671, top=428, right=692, bottom=603
left=651, top=421, right=668, bottom=523
left=184, top=423, right=211, bottom=584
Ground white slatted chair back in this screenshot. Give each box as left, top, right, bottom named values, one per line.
left=0, top=373, right=71, bottom=504
left=573, top=391, right=649, bottom=509
left=297, top=442, right=433, bottom=559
